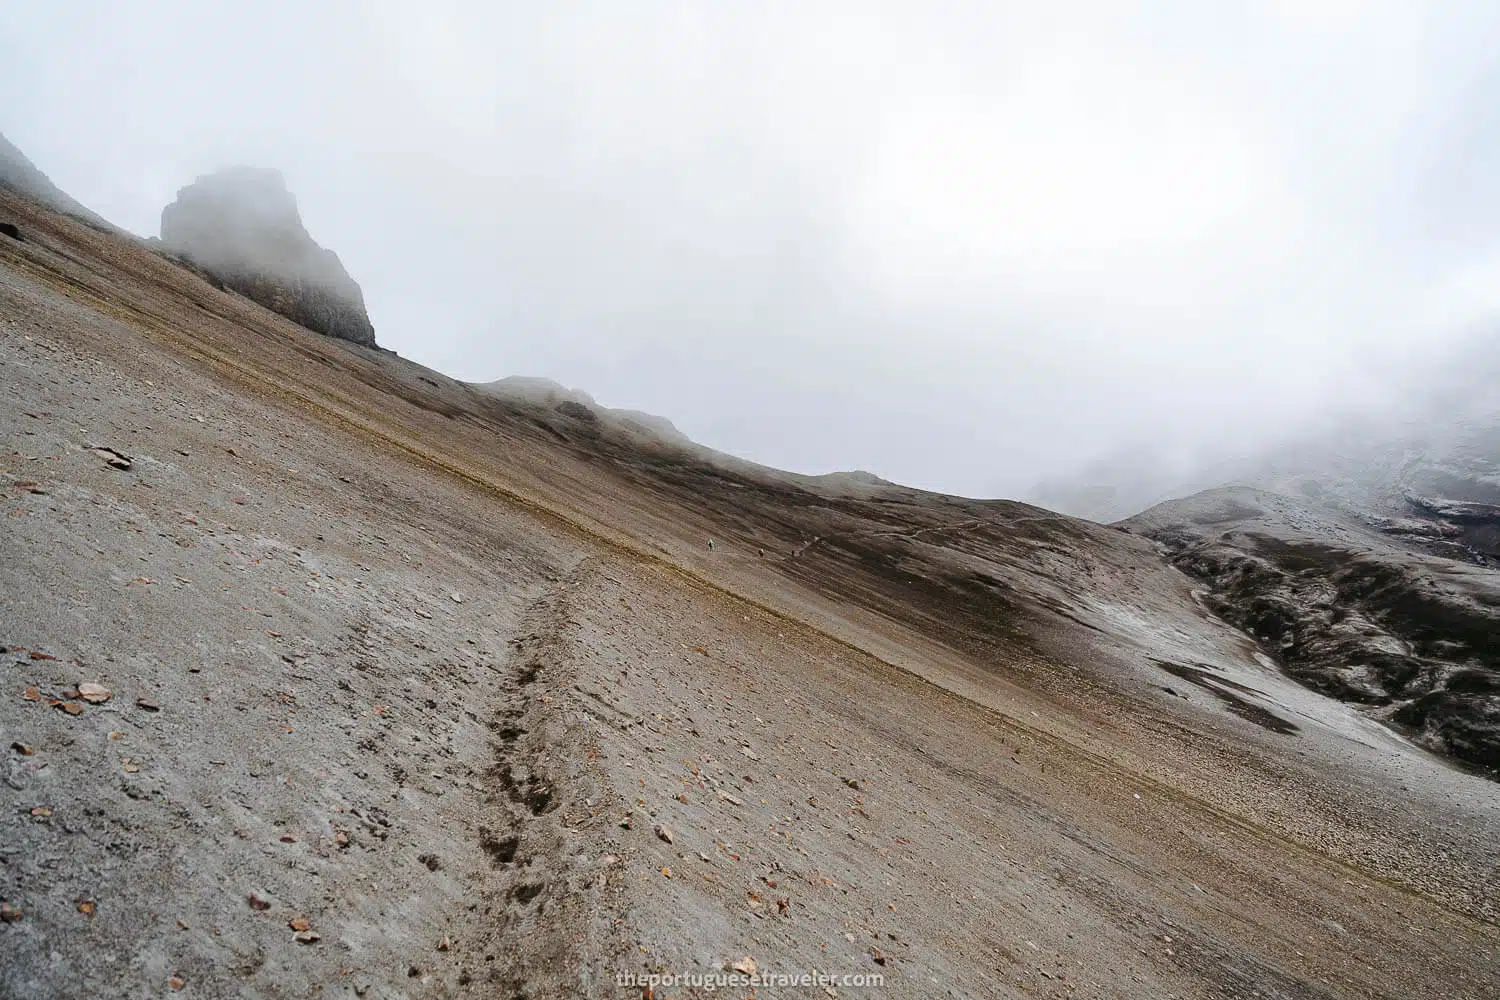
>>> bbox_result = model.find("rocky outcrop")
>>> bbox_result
[475,377,690,444]
[1126,488,1500,772]
[160,167,375,346]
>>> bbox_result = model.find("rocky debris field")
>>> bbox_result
[2,192,1499,998]
[1128,488,1500,772]
[0,306,622,995]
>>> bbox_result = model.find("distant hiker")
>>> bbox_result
[708,538,715,551]
[758,547,765,558]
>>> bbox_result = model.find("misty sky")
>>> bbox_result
[6,2,1500,501]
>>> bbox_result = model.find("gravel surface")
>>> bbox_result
[2,193,1498,998]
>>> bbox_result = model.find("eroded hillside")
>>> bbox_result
[3,189,1499,998]
[1127,488,1500,772]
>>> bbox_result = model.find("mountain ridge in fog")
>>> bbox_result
[1030,339,1500,524]
[158,166,378,347]
[0,131,109,227]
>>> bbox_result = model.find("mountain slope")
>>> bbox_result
[1125,433,1500,772]
[2,183,1498,998]
[0,132,109,228]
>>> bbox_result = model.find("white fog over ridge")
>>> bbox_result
[5,1,1500,505]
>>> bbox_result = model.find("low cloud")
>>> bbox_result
[5,1,1500,503]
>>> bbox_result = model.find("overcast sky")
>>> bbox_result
[6,2,1500,501]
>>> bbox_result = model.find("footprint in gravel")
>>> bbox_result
[525,783,555,815]
[508,882,545,905]
[480,830,519,865]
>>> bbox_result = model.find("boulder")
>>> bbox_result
[160,167,376,346]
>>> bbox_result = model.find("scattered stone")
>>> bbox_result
[11,742,33,756]
[247,892,271,911]
[437,935,451,952]
[731,956,758,975]
[78,682,111,704]
[288,917,311,932]
[135,697,160,712]
[295,931,321,944]
[655,824,675,845]
[87,446,132,470]
[77,900,96,917]
[0,904,21,922]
